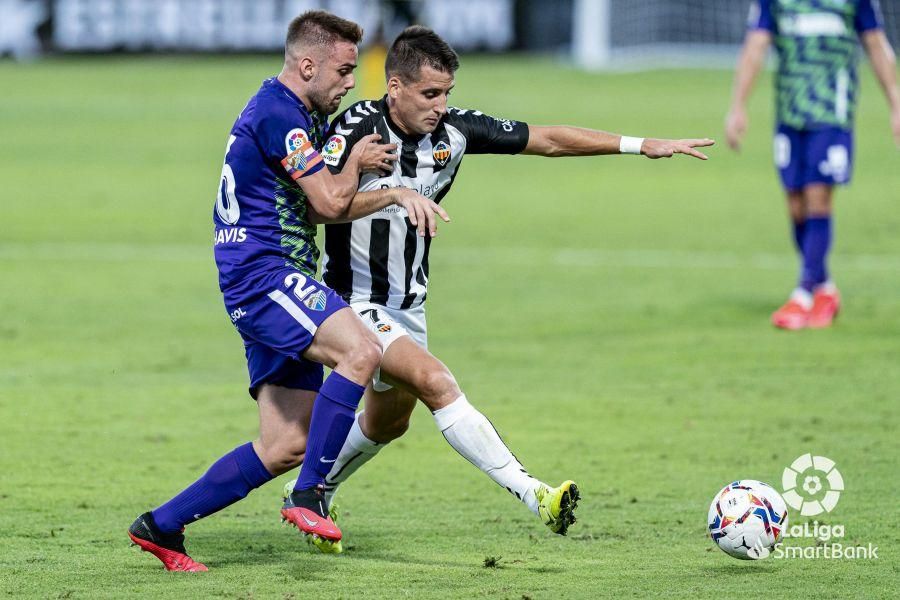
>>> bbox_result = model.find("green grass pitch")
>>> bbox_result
[1,55,898,598]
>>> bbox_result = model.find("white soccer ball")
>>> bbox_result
[708,480,788,560]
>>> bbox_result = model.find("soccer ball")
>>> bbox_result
[708,480,788,560]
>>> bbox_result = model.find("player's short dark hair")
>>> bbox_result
[385,26,459,83]
[285,10,363,53]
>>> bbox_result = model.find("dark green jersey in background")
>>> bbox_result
[750,0,884,130]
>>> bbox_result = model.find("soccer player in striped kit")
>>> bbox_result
[283,26,714,551]
[726,0,900,329]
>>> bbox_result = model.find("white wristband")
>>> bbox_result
[619,136,644,155]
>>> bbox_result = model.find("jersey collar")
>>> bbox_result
[380,95,432,144]
[270,76,310,113]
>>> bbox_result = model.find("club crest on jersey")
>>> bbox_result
[302,290,328,311]
[432,141,451,166]
[360,308,392,333]
[322,134,346,166]
[285,150,308,171]
[281,128,322,178]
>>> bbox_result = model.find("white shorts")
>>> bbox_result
[351,301,427,392]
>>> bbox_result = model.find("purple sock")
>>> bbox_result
[152,442,273,533]
[792,220,806,254]
[799,216,832,292]
[294,372,365,491]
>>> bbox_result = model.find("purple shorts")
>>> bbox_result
[226,269,347,398]
[774,124,854,191]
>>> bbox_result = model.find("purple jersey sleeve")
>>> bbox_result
[748,0,775,33]
[257,111,324,181]
[855,0,884,34]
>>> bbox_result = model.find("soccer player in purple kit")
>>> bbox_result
[726,0,900,329]
[127,11,446,571]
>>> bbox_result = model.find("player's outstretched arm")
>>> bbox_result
[861,29,900,147]
[523,125,714,160]
[725,29,772,151]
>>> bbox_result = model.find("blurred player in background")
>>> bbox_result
[127,11,443,571]
[360,2,422,98]
[726,0,900,330]
[283,25,714,552]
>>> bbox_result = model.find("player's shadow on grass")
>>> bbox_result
[348,550,474,570]
[191,529,559,572]
[190,529,324,567]
[190,530,477,570]
[689,293,777,322]
[350,549,565,573]
[698,562,779,575]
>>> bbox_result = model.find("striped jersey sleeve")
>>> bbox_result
[323,100,384,173]
[443,108,529,154]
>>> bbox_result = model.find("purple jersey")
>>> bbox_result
[213,77,327,308]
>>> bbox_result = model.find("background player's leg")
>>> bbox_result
[799,183,834,293]
[771,127,815,328]
[291,307,382,492]
[802,183,841,327]
[771,184,817,329]
[786,190,805,254]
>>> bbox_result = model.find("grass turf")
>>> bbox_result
[0,55,898,598]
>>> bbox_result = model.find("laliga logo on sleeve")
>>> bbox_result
[782,453,843,516]
[283,129,313,172]
[322,134,346,166]
[286,129,310,153]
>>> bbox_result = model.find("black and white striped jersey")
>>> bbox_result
[322,96,529,309]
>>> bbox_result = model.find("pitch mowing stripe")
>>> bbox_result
[0,242,210,262]
[450,247,900,273]
[1,242,899,272]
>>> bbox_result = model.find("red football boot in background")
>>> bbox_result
[771,290,812,330]
[808,283,841,328]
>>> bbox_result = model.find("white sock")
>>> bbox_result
[790,287,813,309]
[323,411,384,507]
[432,395,543,514]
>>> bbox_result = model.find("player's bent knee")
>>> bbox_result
[259,442,306,476]
[353,334,383,372]
[377,415,411,442]
[335,334,382,385]
[415,367,460,409]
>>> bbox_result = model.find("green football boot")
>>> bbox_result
[535,480,580,535]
